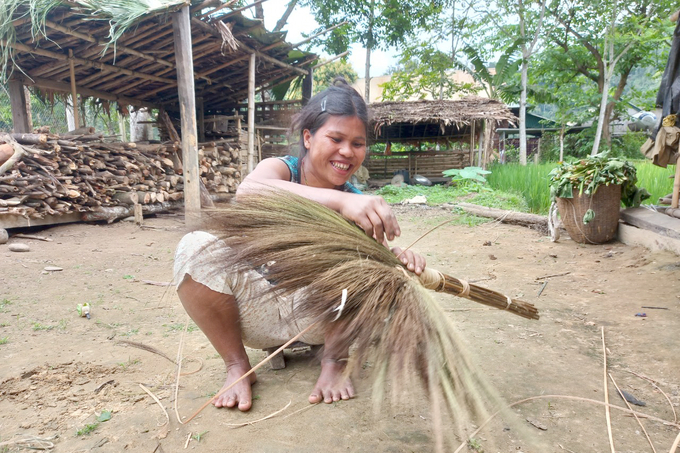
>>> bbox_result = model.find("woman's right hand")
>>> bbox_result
[338,193,401,244]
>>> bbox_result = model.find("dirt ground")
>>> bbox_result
[1,203,679,453]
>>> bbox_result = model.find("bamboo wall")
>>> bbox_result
[365,150,471,180]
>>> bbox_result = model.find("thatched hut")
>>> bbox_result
[366,97,516,181]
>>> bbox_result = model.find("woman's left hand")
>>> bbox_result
[391,247,427,275]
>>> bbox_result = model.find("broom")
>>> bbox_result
[205,188,533,448]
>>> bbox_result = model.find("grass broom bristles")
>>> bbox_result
[206,188,521,449]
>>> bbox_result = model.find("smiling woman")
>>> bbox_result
[174,76,428,414]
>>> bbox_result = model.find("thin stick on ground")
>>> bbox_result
[608,373,657,453]
[627,370,678,424]
[174,317,190,424]
[282,402,320,419]
[670,431,680,453]
[224,400,292,428]
[140,383,170,427]
[181,323,317,424]
[453,394,680,453]
[602,326,616,453]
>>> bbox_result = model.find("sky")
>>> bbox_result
[257,0,399,78]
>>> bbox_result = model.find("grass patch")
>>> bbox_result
[117,358,140,370]
[376,184,482,205]
[486,163,556,214]
[0,299,12,312]
[633,160,675,204]
[75,423,99,436]
[0,337,8,345]
[32,319,67,331]
[164,322,198,333]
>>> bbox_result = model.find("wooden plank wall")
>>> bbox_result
[365,150,470,179]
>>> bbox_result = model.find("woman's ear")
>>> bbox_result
[302,129,312,150]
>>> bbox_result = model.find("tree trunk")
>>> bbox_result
[519,57,529,165]
[274,0,298,32]
[591,72,611,156]
[364,0,374,101]
[559,126,565,162]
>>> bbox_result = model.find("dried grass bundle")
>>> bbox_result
[206,188,526,448]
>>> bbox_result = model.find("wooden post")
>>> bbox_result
[302,68,313,105]
[197,97,205,143]
[68,49,79,129]
[118,110,127,142]
[8,79,30,133]
[477,122,484,167]
[248,52,256,174]
[469,121,475,167]
[172,6,201,227]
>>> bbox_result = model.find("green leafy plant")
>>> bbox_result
[0,337,8,345]
[442,166,491,183]
[549,152,650,212]
[76,422,99,436]
[192,431,208,442]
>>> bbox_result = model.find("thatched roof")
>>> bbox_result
[369,97,517,142]
[1,0,316,115]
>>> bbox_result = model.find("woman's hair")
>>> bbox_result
[290,76,369,167]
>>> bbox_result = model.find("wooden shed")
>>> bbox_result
[366,97,516,181]
[0,0,320,229]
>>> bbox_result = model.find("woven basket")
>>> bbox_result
[556,184,621,244]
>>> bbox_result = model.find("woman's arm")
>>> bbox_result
[238,158,400,243]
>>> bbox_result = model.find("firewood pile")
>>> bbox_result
[0,130,241,220]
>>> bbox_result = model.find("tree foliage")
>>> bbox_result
[313,59,358,94]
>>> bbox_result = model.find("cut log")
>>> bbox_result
[112,191,139,205]
[9,133,47,145]
[67,126,96,135]
[455,203,550,234]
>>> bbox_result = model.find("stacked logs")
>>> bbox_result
[0,132,241,219]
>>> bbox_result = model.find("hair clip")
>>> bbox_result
[320,96,327,112]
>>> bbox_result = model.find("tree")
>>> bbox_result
[379,0,483,101]
[545,0,674,154]
[301,0,442,100]
[381,45,479,101]
[457,41,522,103]
[313,59,358,94]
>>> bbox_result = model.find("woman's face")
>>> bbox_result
[302,115,367,189]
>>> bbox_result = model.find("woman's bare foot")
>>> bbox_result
[309,358,355,404]
[213,362,257,411]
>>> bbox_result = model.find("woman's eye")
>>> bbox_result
[330,137,341,143]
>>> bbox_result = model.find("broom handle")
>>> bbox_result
[417,267,539,320]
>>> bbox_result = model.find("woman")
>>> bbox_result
[175,78,426,412]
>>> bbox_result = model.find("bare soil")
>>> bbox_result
[1,204,679,452]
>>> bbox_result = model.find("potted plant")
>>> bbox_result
[549,152,649,244]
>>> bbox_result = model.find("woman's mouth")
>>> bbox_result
[331,161,350,171]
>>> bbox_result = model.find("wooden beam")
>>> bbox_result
[1,39,176,85]
[302,68,312,105]
[248,53,256,174]
[220,0,270,20]
[190,18,309,76]
[68,49,80,129]
[44,20,176,69]
[292,22,349,48]
[7,79,31,133]
[18,75,154,109]
[173,6,201,226]
[313,51,349,69]
[197,0,238,18]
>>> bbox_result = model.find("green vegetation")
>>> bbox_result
[375,157,670,216]
[75,422,99,436]
[117,358,140,370]
[192,431,209,442]
[164,322,199,333]
[0,298,12,312]
[0,337,8,345]
[75,410,111,437]
[32,319,67,331]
